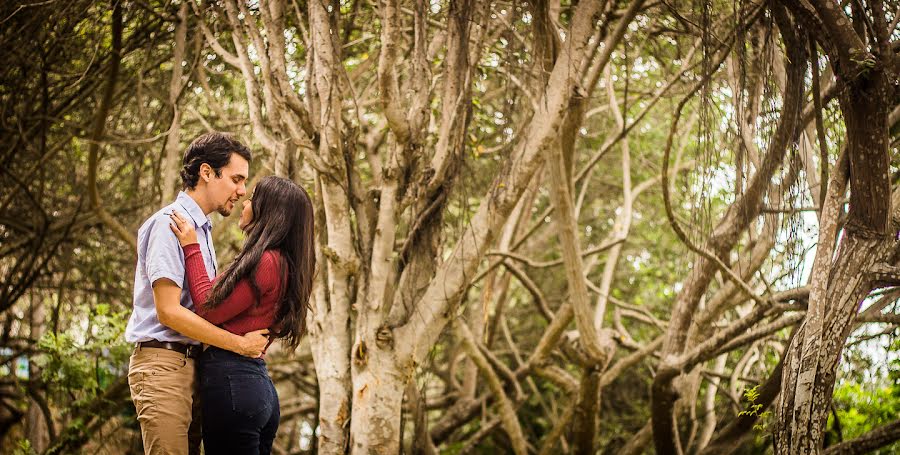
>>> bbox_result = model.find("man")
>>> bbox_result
[125,132,268,455]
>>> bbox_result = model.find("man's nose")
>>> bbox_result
[237,183,247,196]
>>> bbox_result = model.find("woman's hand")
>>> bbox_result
[168,211,199,246]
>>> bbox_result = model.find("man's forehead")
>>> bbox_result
[224,153,250,176]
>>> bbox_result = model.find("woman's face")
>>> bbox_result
[238,195,254,231]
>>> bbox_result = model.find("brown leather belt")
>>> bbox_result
[136,340,201,359]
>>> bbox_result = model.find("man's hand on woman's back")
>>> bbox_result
[237,329,270,358]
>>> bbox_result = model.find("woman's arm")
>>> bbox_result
[183,245,283,323]
[170,211,282,325]
[182,244,256,323]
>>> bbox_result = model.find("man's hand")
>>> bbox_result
[236,329,270,357]
[154,280,271,357]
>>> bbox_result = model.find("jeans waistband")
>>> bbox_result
[201,346,267,367]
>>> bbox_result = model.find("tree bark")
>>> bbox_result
[306,2,357,452]
[775,2,896,449]
[569,368,601,455]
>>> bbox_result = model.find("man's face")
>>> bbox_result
[204,153,249,217]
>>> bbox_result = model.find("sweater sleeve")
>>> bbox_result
[182,244,283,325]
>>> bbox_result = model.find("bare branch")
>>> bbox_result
[86,0,136,250]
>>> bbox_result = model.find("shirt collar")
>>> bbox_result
[174,191,213,229]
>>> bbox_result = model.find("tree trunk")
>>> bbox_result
[309,310,352,454]
[775,236,888,454]
[349,345,408,454]
[775,59,894,455]
[569,368,601,455]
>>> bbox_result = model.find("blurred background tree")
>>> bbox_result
[1,0,898,454]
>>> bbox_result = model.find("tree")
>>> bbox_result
[772,1,900,453]
[3,0,900,453]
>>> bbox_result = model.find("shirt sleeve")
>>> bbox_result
[182,246,283,325]
[145,216,185,288]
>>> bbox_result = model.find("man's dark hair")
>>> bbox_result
[180,132,252,190]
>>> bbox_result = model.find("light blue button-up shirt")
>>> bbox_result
[124,192,218,344]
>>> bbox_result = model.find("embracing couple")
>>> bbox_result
[124,132,315,454]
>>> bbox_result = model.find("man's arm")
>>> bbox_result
[153,278,267,357]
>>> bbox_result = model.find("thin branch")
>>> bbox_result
[86,0,136,250]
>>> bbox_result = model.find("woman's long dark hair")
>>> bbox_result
[205,176,315,349]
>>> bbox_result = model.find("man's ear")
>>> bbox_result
[199,163,213,183]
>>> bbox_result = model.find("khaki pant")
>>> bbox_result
[128,347,201,455]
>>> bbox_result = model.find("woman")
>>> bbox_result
[168,175,315,454]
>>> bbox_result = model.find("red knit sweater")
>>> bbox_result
[182,243,283,336]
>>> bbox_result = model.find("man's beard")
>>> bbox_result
[216,205,232,217]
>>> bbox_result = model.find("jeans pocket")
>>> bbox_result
[228,374,272,419]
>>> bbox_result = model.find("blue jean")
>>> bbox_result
[199,346,280,454]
